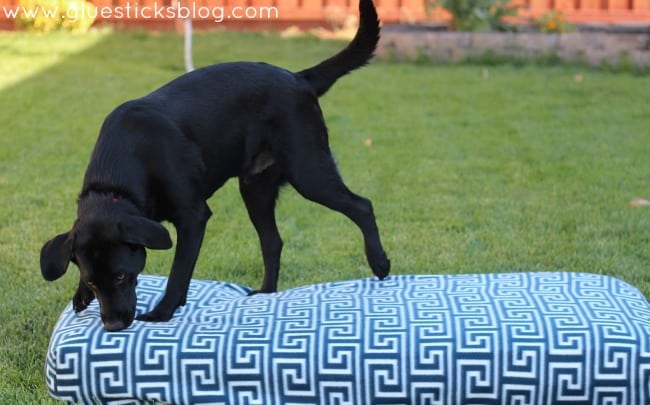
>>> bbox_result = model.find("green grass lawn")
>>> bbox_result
[1,29,649,402]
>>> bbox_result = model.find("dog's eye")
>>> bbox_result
[86,280,95,288]
[115,274,125,282]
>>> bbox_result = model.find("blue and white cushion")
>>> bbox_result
[46,272,650,404]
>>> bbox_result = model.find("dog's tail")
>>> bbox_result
[297,0,380,97]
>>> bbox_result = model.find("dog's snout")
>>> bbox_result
[101,310,135,332]
[103,319,127,332]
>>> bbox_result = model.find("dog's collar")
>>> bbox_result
[103,192,120,203]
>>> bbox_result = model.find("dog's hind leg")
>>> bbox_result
[239,171,284,293]
[286,142,390,280]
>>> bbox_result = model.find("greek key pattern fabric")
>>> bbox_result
[46,272,650,404]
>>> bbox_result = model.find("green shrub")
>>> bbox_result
[534,10,575,33]
[481,0,519,32]
[17,0,96,32]
[427,0,519,31]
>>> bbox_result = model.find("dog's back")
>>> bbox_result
[148,0,379,104]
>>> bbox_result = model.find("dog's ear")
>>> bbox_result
[40,231,74,281]
[119,215,172,250]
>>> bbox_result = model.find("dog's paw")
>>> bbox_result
[370,254,391,281]
[72,290,94,313]
[247,288,275,296]
[136,305,176,323]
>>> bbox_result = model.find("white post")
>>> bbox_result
[176,0,194,72]
[184,17,194,72]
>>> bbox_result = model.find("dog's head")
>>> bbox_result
[40,196,172,331]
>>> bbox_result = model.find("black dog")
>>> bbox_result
[40,0,390,332]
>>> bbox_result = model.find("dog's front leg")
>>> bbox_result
[73,277,95,313]
[136,207,211,323]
